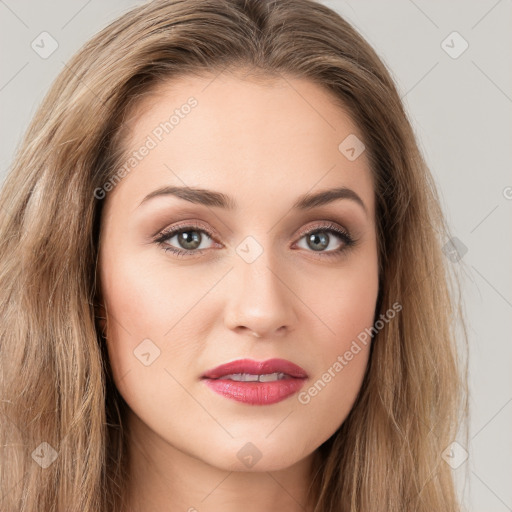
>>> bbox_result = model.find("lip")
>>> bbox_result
[201,358,308,406]
[201,358,308,380]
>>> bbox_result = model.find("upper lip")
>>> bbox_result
[201,358,308,379]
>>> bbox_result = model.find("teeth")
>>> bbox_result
[258,372,287,382]
[221,372,288,382]
[225,373,260,382]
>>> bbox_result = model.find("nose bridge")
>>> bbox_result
[224,233,297,336]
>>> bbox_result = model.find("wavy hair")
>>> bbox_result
[0,0,468,510]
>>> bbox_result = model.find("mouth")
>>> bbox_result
[209,372,291,382]
[201,358,308,405]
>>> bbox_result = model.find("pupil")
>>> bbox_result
[176,230,331,252]
[308,232,328,251]
[178,231,201,250]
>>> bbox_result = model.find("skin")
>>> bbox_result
[97,69,379,512]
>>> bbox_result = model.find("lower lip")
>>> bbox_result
[203,377,306,405]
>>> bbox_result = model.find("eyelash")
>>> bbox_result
[153,221,356,259]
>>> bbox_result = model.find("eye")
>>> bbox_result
[294,222,355,258]
[154,221,356,259]
[154,222,218,258]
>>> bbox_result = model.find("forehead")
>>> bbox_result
[106,70,374,217]
[127,70,364,146]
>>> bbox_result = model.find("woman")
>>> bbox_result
[0,0,468,510]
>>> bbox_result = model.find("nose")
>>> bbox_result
[223,246,298,339]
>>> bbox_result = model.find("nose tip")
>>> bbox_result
[224,254,298,340]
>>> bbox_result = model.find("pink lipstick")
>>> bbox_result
[201,358,308,405]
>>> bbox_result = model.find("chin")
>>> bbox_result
[209,440,309,473]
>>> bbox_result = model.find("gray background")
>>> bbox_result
[1,1,511,510]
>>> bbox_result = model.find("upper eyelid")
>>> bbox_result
[155,221,351,247]
[295,222,350,239]
[155,221,218,242]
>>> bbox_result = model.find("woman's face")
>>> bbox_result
[98,70,379,472]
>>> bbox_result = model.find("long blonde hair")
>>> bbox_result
[0,0,468,510]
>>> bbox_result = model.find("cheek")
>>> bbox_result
[295,291,374,437]
[99,244,217,392]
[100,256,195,423]
[294,257,378,418]
[299,251,379,347]
[101,244,210,337]
[330,270,378,340]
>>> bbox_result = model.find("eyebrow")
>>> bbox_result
[138,185,368,216]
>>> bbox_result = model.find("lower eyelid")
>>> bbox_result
[158,233,353,260]
[157,228,217,250]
